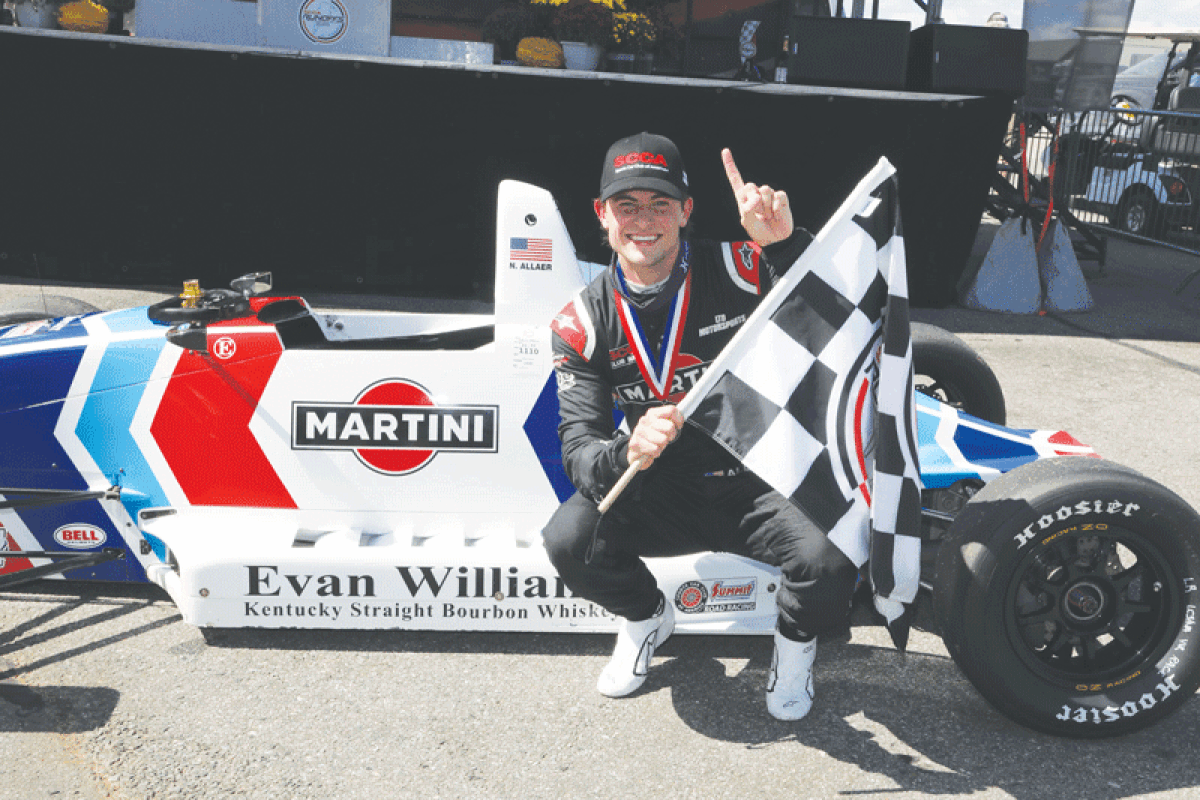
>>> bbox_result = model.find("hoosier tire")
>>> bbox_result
[933,457,1200,738]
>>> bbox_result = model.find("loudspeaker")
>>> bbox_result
[786,16,910,90]
[906,24,1028,97]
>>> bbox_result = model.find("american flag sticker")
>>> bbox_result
[510,237,553,263]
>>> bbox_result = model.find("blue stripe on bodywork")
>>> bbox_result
[101,307,160,335]
[914,392,1040,489]
[75,332,170,578]
[0,346,88,485]
[953,424,1038,474]
[915,402,965,489]
[524,374,575,503]
[0,344,132,580]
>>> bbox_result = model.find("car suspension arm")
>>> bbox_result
[0,486,120,511]
[0,548,126,590]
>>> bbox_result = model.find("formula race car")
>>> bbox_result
[2,182,1199,739]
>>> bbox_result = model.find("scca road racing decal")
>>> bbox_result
[292,379,498,475]
[674,577,758,614]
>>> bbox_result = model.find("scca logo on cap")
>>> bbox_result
[613,152,669,168]
[292,379,498,475]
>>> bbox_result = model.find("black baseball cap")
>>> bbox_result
[599,132,689,202]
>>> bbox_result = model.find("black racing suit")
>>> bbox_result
[542,233,858,639]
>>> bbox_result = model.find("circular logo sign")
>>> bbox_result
[213,336,237,360]
[298,0,348,45]
[353,379,436,476]
[53,524,108,550]
[675,581,708,614]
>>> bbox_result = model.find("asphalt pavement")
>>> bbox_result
[1,226,1200,799]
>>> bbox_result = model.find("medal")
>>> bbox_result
[613,244,692,402]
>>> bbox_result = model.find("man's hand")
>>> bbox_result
[627,404,684,470]
[722,148,794,247]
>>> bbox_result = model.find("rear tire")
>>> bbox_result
[934,457,1200,738]
[911,323,1006,424]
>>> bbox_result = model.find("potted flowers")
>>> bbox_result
[482,4,538,64]
[551,0,613,70]
[608,10,657,73]
[57,0,111,33]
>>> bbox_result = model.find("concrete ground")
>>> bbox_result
[1,225,1199,799]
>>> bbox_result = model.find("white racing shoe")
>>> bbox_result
[766,632,817,721]
[597,594,675,698]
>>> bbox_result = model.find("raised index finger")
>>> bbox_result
[721,148,744,194]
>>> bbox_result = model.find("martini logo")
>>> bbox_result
[292,379,498,475]
[615,353,708,405]
[54,524,107,549]
[299,0,348,44]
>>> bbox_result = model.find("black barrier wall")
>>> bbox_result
[0,29,1012,307]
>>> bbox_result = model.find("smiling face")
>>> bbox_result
[595,190,694,284]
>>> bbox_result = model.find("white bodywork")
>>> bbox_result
[140,181,786,634]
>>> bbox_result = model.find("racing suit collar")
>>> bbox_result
[611,242,690,313]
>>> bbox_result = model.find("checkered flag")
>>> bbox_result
[680,158,922,649]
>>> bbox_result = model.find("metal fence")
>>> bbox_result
[997,106,1200,254]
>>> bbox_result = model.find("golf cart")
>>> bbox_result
[1061,32,1200,238]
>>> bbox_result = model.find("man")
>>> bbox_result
[543,132,858,720]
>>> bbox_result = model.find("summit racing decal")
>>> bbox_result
[292,379,497,475]
[674,578,757,614]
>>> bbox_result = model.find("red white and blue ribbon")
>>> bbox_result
[613,245,692,402]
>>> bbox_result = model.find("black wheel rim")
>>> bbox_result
[916,376,965,411]
[1005,525,1179,686]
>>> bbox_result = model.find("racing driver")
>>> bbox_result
[543,132,858,721]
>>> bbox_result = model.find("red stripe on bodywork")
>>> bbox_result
[151,326,296,508]
[0,528,34,577]
[1048,429,1100,458]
